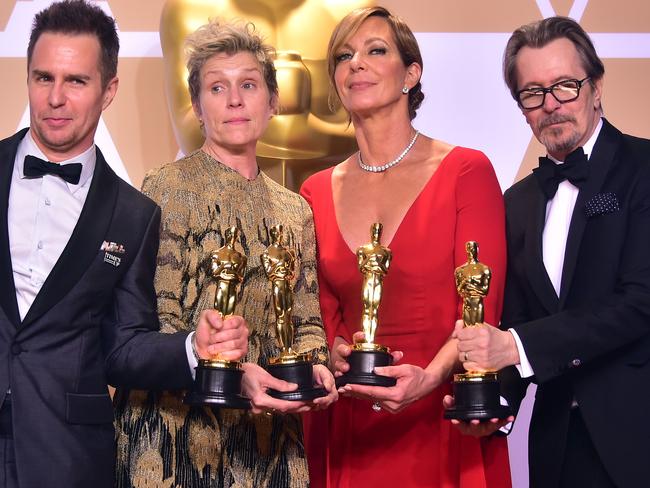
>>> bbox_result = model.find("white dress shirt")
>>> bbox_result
[511,118,603,378]
[7,130,199,379]
[8,131,96,321]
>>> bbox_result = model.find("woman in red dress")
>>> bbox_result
[300,6,512,488]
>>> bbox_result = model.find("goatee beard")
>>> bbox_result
[537,115,580,157]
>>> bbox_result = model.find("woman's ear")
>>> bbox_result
[404,62,422,91]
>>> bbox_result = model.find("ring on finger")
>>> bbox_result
[372,402,381,412]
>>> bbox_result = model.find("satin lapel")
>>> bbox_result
[559,119,620,307]
[523,180,560,314]
[0,129,29,327]
[21,147,118,327]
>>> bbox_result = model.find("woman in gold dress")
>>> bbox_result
[114,20,336,488]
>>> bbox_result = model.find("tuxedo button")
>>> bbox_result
[570,359,581,367]
[10,343,23,355]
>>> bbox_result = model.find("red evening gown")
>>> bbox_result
[300,147,512,488]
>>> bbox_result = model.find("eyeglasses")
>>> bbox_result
[516,77,591,109]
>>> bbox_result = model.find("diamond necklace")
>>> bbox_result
[357,130,420,173]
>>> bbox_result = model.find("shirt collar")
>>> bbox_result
[548,117,603,164]
[16,130,97,194]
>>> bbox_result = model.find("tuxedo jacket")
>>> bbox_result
[501,119,650,488]
[0,129,193,488]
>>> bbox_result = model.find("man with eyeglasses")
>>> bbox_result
[450,16,650,488]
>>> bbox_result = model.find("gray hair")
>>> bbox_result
[503,16,604,100]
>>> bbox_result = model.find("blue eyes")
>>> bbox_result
[336,53,352,63]
[335,47,387,64]
[210,83,256,93]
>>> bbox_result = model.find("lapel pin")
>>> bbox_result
[100,241,126,254]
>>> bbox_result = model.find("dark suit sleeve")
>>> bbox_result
[501,194,533,330]
[102,203,192,390]
[499,192,533,413]
[513,160,650,384]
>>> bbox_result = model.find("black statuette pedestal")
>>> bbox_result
[444,372,511,420]
[184,360,251,409]
[335,345,396,388]
[267,359,327,401]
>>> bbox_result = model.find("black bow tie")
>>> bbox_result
[23,155,82,185]
[533,147,589,199]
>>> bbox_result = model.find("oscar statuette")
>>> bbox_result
[261,224,326,401]
[444,241,511,420]
[335,222,397,388]
[184,226,251,409]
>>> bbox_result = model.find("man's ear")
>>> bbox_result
[592,76,604,111]
[101,76,119,111]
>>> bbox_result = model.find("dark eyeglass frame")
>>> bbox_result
[516,76,591,109]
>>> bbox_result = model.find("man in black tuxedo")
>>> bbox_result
[453,16,650,488]
[0,2,248,487]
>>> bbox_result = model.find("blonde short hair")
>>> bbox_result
[185,19,278,106]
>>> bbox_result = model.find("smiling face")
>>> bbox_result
[194,51,277,154]
[515,37,602,160]
[28,32,117,162]
[332,16,420,120]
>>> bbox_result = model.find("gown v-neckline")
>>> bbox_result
[330,146,457,255]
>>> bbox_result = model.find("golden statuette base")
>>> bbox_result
[453,371,499,383]
[268,352,310,365]
[200,358,242,370]
[352,342,390,353]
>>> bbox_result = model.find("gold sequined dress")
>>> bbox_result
[114,150,327,488]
